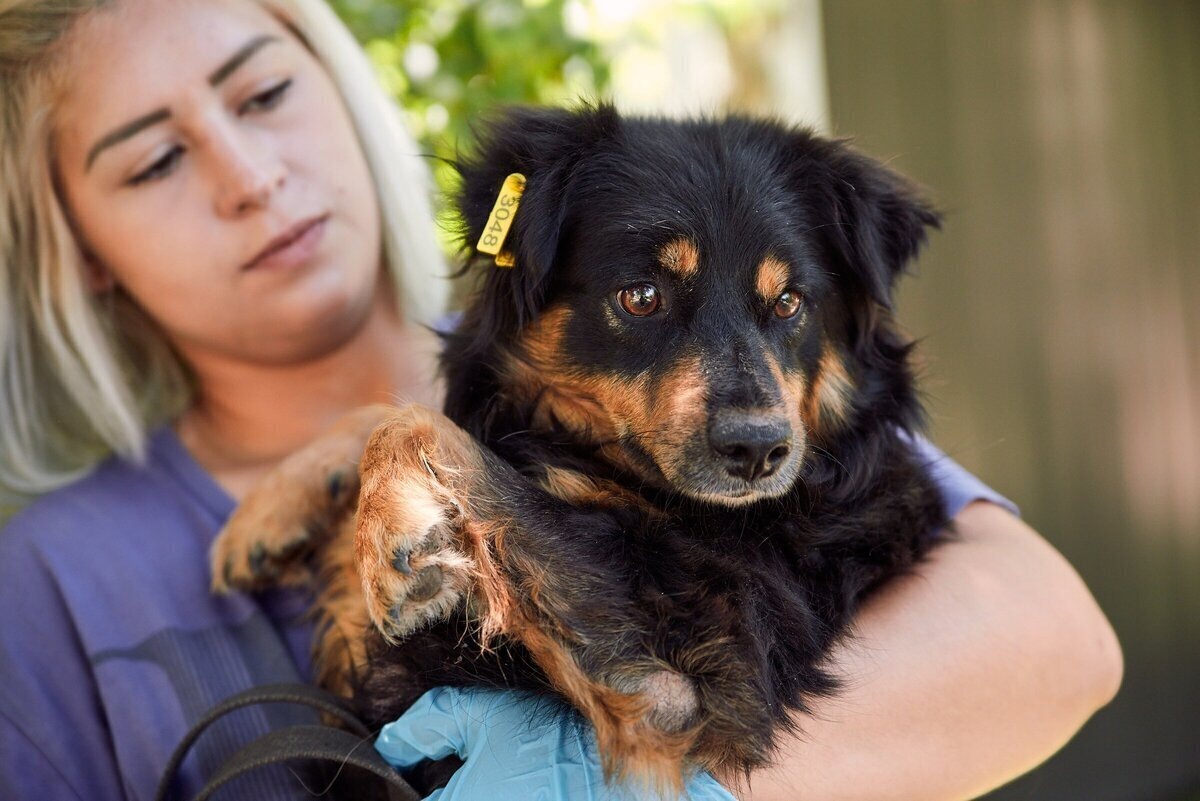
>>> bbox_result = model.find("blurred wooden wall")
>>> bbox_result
[815,2,1200,799]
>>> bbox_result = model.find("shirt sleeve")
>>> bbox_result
[906,434,1020,520]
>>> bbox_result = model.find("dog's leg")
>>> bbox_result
[306,514,374,697]
[211,405,392,591]
[355,405,700,790]
[210,406,393,696]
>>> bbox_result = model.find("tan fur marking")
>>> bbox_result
[506,306,621,442]
[539,466,601,504]
[659,238,700,279]
[310,516,372,696]
[515,305,571,379]
[505,304,654,449]
[755,256,790,303]
[763,351,808,459]
[640,354,708,485]
[539,466,661,515]
[804,346,855,435]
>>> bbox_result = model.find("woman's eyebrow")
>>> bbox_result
[207,34,280,87]
[84,34,281,173]
[85,108,170,172]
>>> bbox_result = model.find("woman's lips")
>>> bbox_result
[244,214,329,272]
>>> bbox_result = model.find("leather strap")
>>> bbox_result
[193,724,420,801]
[154,683,420,801]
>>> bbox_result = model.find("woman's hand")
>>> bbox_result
[376,686,736,801]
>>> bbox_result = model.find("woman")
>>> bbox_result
[0,0,1122,799]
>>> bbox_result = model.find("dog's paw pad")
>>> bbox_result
[366,533,476,642]
[406,564,444,602]
[356,452,476,632]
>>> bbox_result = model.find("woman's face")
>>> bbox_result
[54,0,384,366]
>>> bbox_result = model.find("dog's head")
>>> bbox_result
[448,105,939,506]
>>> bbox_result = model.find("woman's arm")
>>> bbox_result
[730,501,1123,800]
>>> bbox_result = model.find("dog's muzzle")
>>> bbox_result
[708,410,792,482]
[657,408,803,506]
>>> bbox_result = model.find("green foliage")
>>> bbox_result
[329,0,611,191]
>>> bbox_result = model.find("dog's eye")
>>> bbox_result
[617,283,661,317]
[774,290,803,319]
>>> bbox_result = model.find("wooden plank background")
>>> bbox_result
[818,2,1200,799]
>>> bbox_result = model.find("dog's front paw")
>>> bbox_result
[212,464,355,592]
[355,406,482,642]
[211,406,390,593]
[211,407,388,594]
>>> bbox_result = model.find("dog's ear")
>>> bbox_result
[455,104,621,338]
[819,144,941,312]
[442,105,619,429]
[793,137,941,435]
[795,139,940,357]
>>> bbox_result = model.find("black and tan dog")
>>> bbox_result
[212,105,947,791]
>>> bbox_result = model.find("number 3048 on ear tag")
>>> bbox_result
[477,173,526,268]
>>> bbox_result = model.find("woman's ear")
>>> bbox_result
[81,249,116,294]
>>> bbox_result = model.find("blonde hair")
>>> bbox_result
[0,0,448,518]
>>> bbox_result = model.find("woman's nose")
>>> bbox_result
[210,125,286,218]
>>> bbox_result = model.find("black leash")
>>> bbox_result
[155,682,421,801]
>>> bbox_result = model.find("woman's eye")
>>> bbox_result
[129,146,183,186]
[774,289,803,319]
[239,78,293,114]
[616,283,662,317]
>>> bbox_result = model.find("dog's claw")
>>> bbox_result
[327,470,347,503]
[241,538,310,583]
[280,528,312,558]
[392,548,413,576]
[248,543,267,576]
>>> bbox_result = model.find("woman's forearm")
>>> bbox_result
[728,501,1123,801]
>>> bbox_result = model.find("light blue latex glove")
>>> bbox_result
[375,686,736,801]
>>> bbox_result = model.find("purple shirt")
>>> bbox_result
[0,426,1013,800]
[0,429,316,801]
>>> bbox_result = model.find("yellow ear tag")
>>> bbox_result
[476,173,526,269]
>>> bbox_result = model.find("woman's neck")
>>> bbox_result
[175,295,444,501]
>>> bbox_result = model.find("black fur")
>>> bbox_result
[356,105,947,779]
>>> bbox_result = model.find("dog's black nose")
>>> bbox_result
[709,412,792,481]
